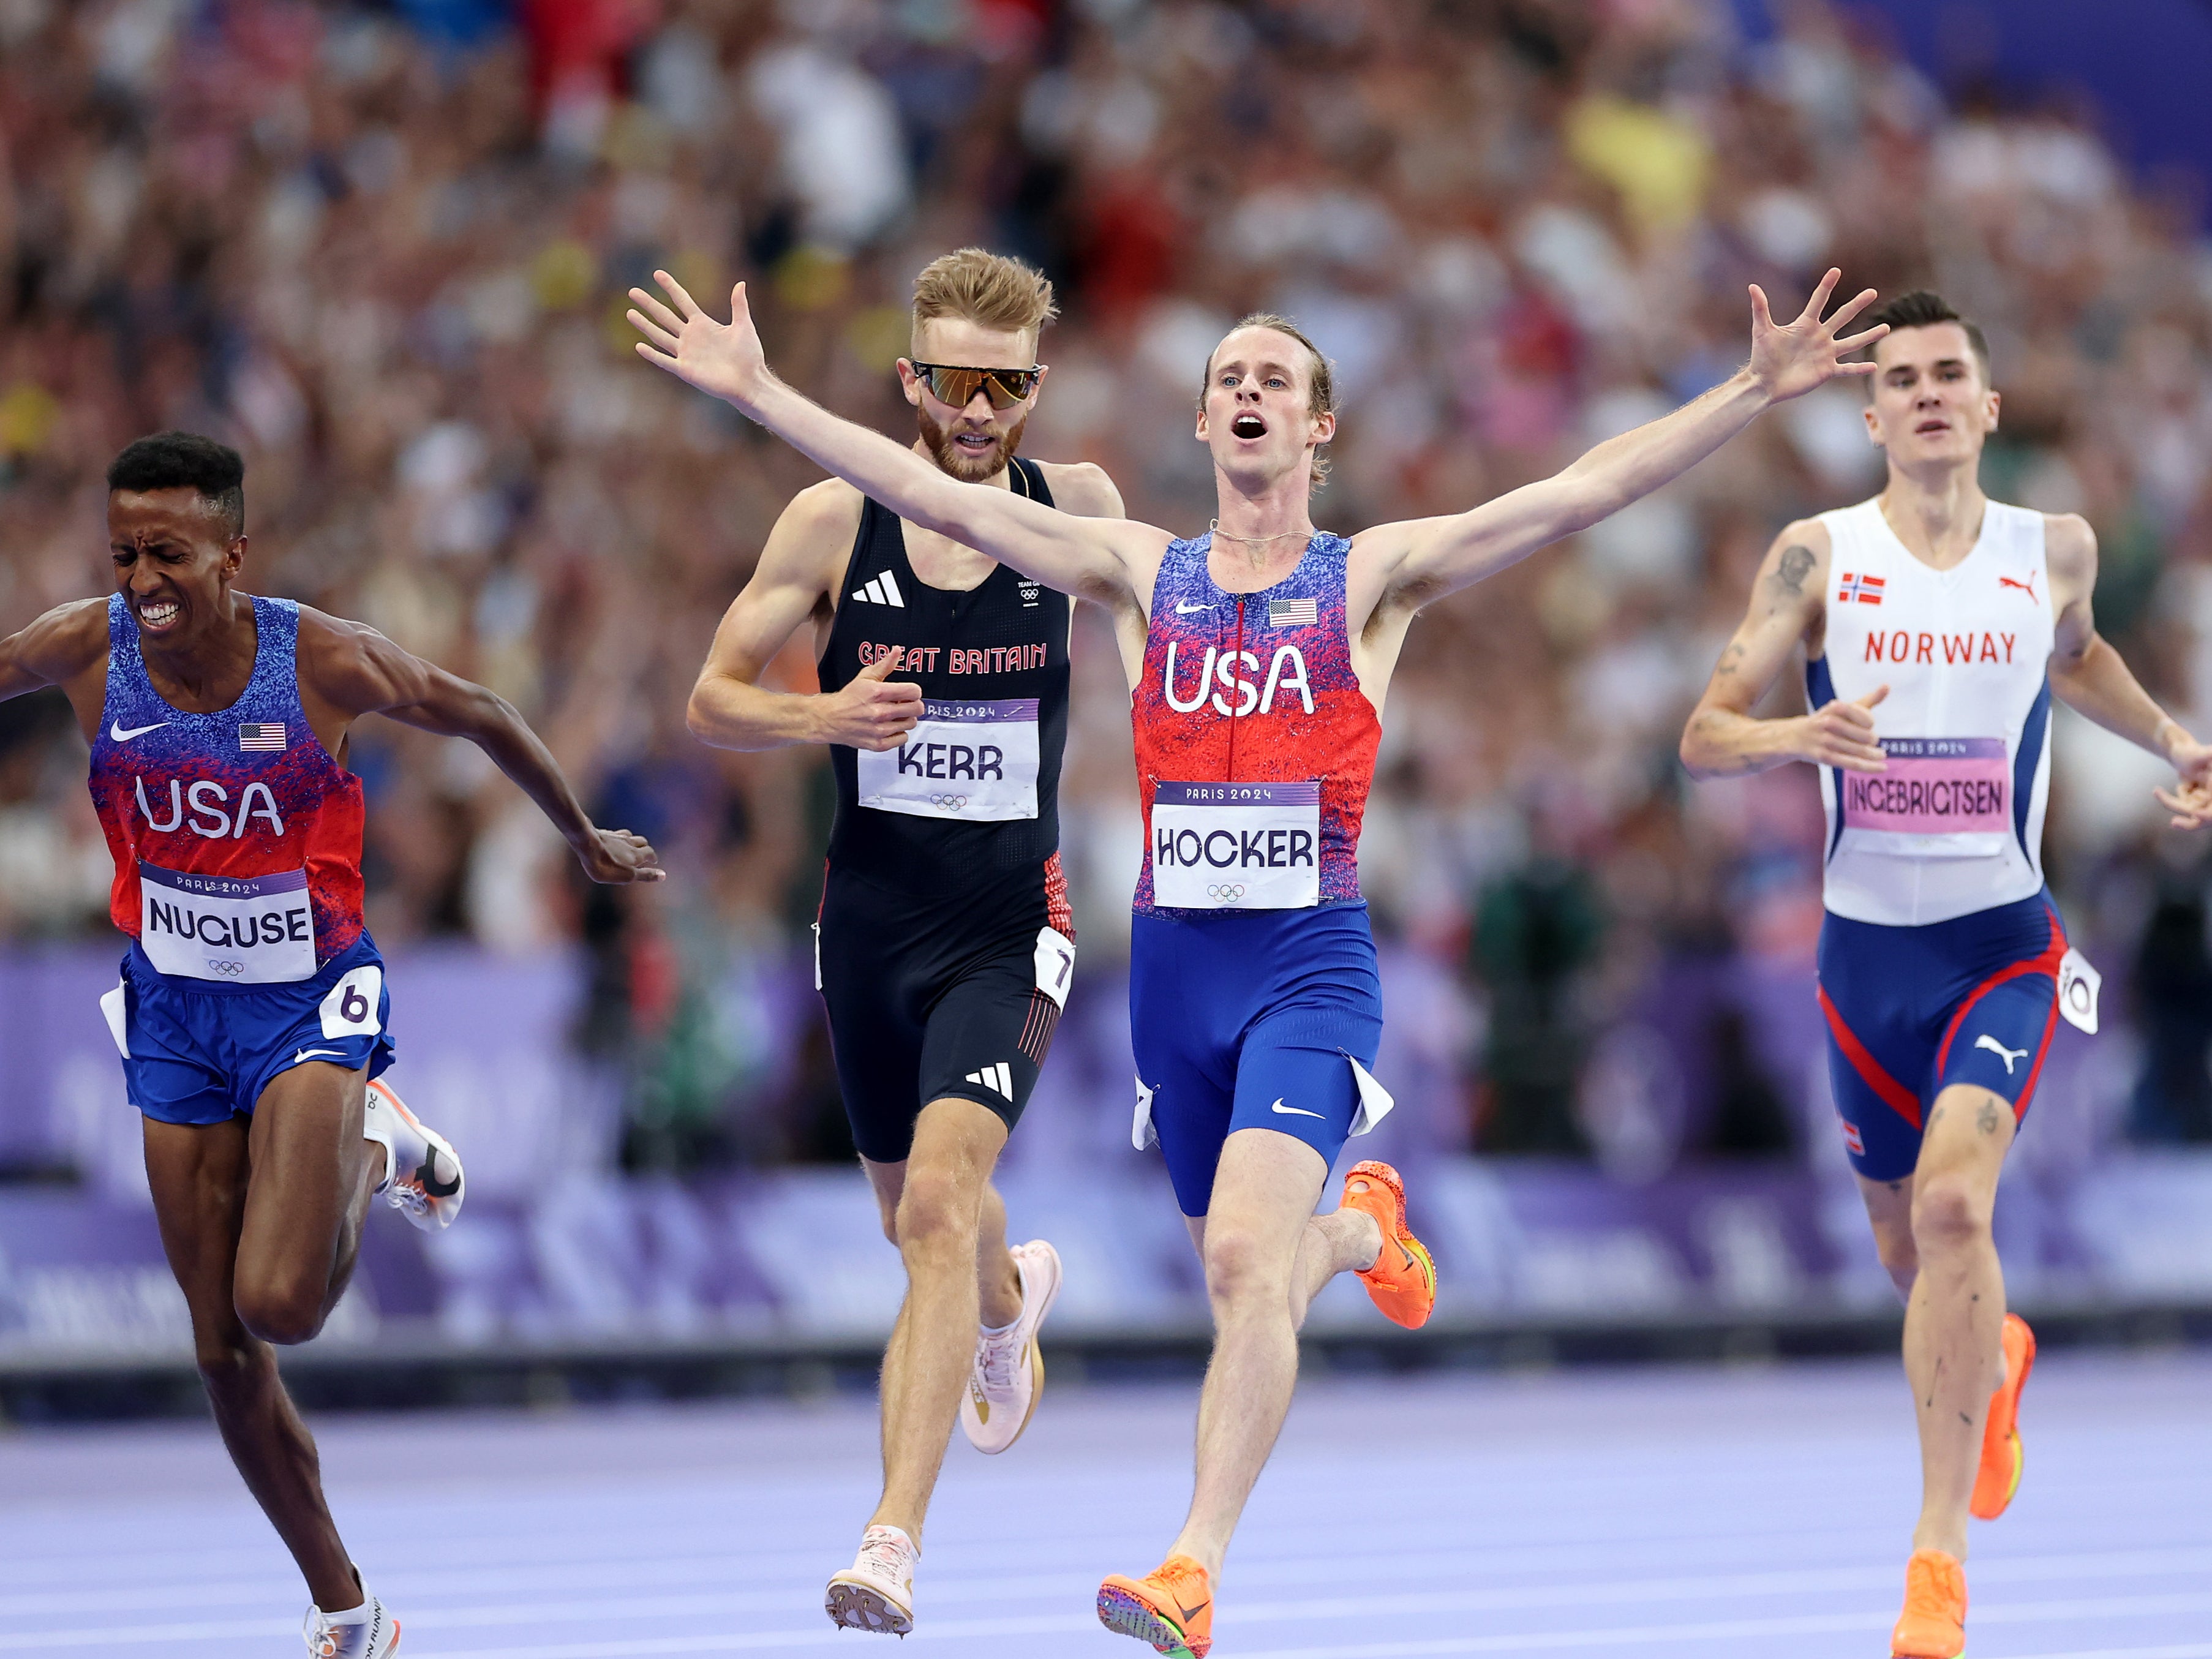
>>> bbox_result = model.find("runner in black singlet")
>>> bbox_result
[679,250,1129,1635]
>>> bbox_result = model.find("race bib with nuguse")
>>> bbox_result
[856,698,1040,821]
[1841,739,2009,840]
[1151,780,1320,909]
[138,861,317,983]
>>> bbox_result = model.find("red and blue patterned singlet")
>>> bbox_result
[1130,532,1381,916]
[89,594,367,983]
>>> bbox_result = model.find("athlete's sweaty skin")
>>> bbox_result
[0,484,661,1614]
[1678,315,2212,1566]
[681,310,1124,1556]
[633,266,1887,1589]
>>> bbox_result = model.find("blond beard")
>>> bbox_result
[918,404,1029,483]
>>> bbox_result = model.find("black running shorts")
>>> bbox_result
[815,867,1075,1164]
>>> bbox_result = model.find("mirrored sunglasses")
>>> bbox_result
[909,362,1040,410]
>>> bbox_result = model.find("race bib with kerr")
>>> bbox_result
[1151,780,1320,909]
[857,698,1040,821]
[1841,737,2009,845]
[138,860,317,983]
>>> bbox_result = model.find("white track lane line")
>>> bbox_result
[15,1584,2212,1653]
[15,1541,2212,1621]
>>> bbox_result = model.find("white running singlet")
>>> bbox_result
[1810,497,2055,927]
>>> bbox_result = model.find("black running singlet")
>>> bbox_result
[819,458,1071,898]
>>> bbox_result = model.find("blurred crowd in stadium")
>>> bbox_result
[4,0,2211,1167]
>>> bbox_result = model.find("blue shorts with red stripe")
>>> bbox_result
[1816,890,2066,1183]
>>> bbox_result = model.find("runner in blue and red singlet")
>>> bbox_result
[0,432,661,1659]
[633,263,1883,1652]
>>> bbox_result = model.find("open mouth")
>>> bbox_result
[1914,419,1951,435]
[1231,413,1267,440]
[136,598,181,630]
[953,431,996,456]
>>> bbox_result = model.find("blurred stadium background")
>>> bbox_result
[3,0,2212,1407]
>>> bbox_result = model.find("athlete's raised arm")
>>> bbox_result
[1355,273,1887,617]
[1679,521,1892,780]
[2042,513,2212,829]
[0,598,109,717]
[687,482,922,753]
[296,611,664,883]
[628,273,1170,611]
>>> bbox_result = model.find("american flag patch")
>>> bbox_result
[238,723,287,751]
[1838,572,1885,605]
[1267,597,1318,628]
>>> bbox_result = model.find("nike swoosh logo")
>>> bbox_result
[109,720,171,742]
[1271,1099,1325,1119]
[293,1048,348,1065]
[1175,601,1211,614]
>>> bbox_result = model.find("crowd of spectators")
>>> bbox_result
[4,0,2211,1165]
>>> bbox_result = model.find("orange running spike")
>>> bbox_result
[1971,1312,2035,1521]
[1097,1556,1213,1658]
[1339,1160,1436,1329]
[1891,1548,1967,1658]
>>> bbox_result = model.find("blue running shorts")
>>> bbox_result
[1816,890,2066,1183]
[1130,903,1384,1217]
[103,936,397,1126]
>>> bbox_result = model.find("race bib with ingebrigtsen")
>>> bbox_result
[856,698,1040,821]
[1151,780,1320,909]
[1840,738,2009,852]
[138,860,317,983]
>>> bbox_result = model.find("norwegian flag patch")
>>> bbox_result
[1838,572,1885,605]
[1268,597,1319,628]
[1841,1119,1865,1156]
[238,723,287,751]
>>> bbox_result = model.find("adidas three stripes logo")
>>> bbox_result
[851,571,905,607]
[965,1063,1014,1100]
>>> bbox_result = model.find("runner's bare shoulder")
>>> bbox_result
[1033,461,1126,520]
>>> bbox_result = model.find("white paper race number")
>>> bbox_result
[2057,947,2100,1034]
[1149,780,1320,909]
[137,860,316,983]
[856,698,1040,821]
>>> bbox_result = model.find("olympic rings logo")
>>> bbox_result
[930,794,970,810]
[205,958,246,977]
[1206,884,1247,901]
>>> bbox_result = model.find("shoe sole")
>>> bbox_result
[1097,1583,1201,1657]
[371,1082,466,1234]
[965,1243,1062,1455]
[826,1578,913,1635]
[1972,1315,2036,1521]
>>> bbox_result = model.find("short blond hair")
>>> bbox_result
[911,249,1058,355]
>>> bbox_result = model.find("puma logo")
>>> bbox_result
[1997,573,2038,600]
[1976,1033,2029,1074]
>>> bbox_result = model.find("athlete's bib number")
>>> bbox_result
[137,860,315,983]
[856,698,1040,821]
[1840,737,2009,852]
[1151,780,1319,909]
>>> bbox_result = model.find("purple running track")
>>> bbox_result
[1,1351,2207,1656]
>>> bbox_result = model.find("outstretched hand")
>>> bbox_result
[1747,269,1888,405]
[628,273,768,409]
[576,826,666,885]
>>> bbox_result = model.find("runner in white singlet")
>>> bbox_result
[1682,292,2212,1659]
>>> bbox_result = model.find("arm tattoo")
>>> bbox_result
[1772,544,1815,595]
[1715,641,1747,676]
[1977,1099,2001,1135]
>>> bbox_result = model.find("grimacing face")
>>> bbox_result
[107,487,244,649]
[898,315,1043,483]
[1197,326,1334,489]
[1863,321,1999,470]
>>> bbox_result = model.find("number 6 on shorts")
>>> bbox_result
[318,965,385,1039]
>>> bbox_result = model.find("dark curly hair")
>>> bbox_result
[107,432,246,540]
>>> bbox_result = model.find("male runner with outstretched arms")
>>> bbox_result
[680,250,1125,1635]
[633,266,1881,1656]
[0,433,662,1658]
[1680,292,2212,1659]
